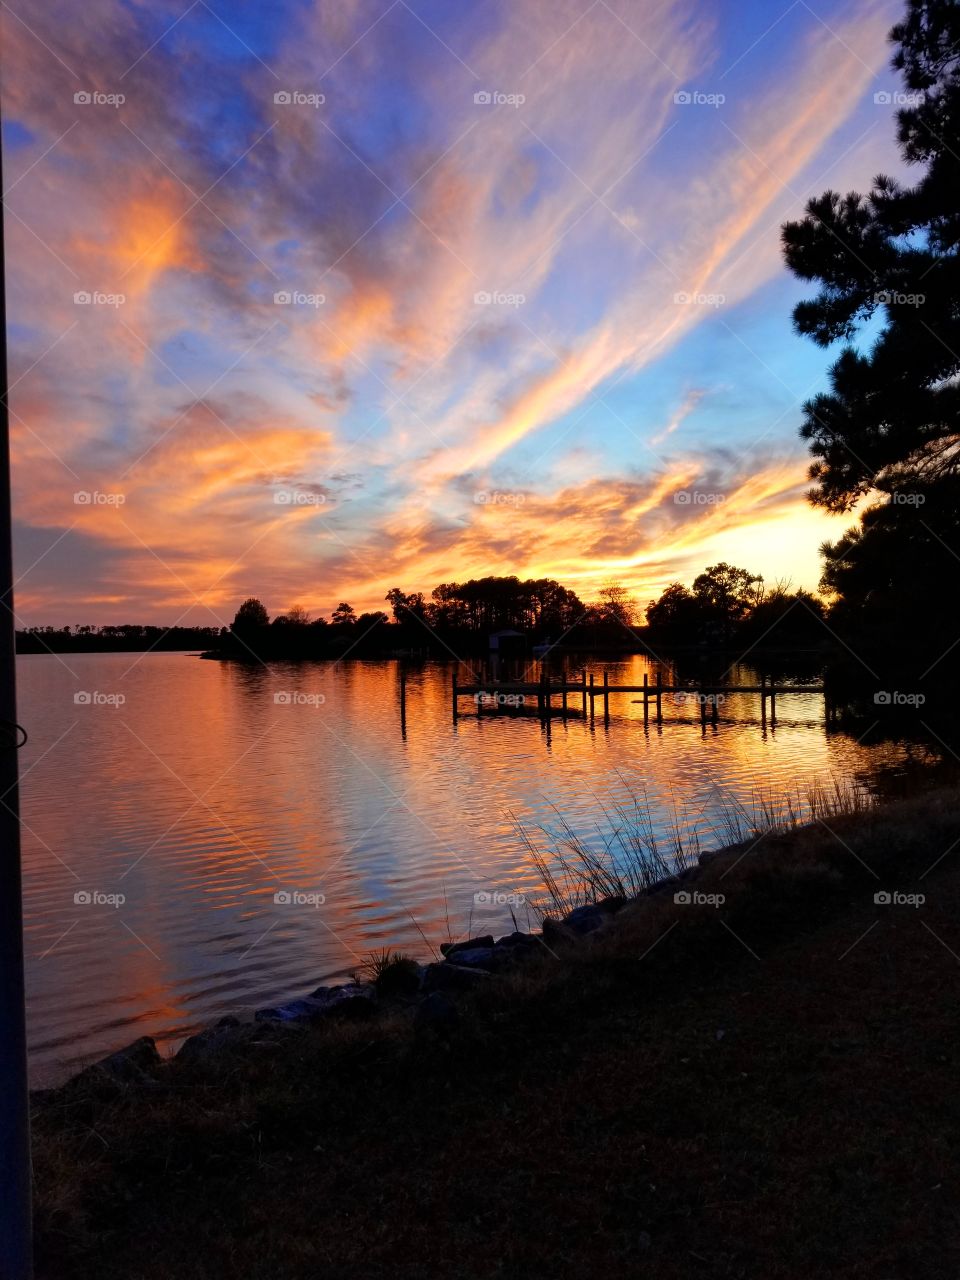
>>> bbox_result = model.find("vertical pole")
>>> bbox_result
[581,667,587,716]
[589,673,595,724]
[770,680,776,725]
[0,115,34,1280]
[761,674,767,730]
[643,672,649,727]
[700,690,707,729]
[452,669,458,722]
[602,667,609,722]
[656,670,662,724]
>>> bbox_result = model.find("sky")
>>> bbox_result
[2,0,910,626]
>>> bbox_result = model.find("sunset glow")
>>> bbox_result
[3,0,906,623]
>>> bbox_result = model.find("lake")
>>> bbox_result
[17,649,938,1084]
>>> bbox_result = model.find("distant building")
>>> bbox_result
[488,628,525,654]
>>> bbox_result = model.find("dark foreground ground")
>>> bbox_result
[33,786,960,1279]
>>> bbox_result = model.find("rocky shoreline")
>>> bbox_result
[46,856,719,1096]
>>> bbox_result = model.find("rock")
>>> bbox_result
[415,993,460,1034]
[317,982,377,1019]
[597,895,628,915]
[440,935,494,959]
[255,998,327,1024]
[563,904,608,935]
[73,1036,162,1092]
[255,982,376,1025]
[443,946,499,971]
[494,930,539,951]
[176,1017,249,1064]
[422,962,493,993]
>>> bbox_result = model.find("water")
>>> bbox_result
[17,650,936,1084]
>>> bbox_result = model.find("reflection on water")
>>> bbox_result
[17,650,942,1084]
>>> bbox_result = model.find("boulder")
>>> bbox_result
[440,935,495,959]
[563,904,608,935]
[443,946,499,971]
[73,1035,162,1092]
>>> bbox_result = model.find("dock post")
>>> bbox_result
[760,674,767,729]
[603,668,610,722]
[452,669,458,723]
[656,671,662,724]
[643,672,649,727]
[770,680,776,725]
[711,689,719,724]
[700,689,707,729]
[589,673,595,724]
[581,668,587,716]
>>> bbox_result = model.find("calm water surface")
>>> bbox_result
[18,650,936,1083]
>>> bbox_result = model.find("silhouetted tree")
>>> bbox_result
[232,598,269,633]
[331,602,356,627]
[782,0,960,512]
[596,583,637,628]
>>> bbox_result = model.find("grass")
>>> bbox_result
[517,772,869,916]
[31,778,960,1279]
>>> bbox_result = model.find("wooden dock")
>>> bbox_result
[447,668,826,728]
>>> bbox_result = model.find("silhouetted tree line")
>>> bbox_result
[781,0,960,656]
[221,577,645,660]
[15,624,225,654]
[645,564,826,649]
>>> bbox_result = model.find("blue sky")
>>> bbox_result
[2,0,909,623]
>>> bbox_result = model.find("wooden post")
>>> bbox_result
[760,674,767,729]
[603,667,610,722]
[452,669,458,722]
[700,688,707,728]
[643,672,649,726]
[589,673,595,723]
[770,679,776,725]
[581,668,587,716]
[656,670,662,724]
